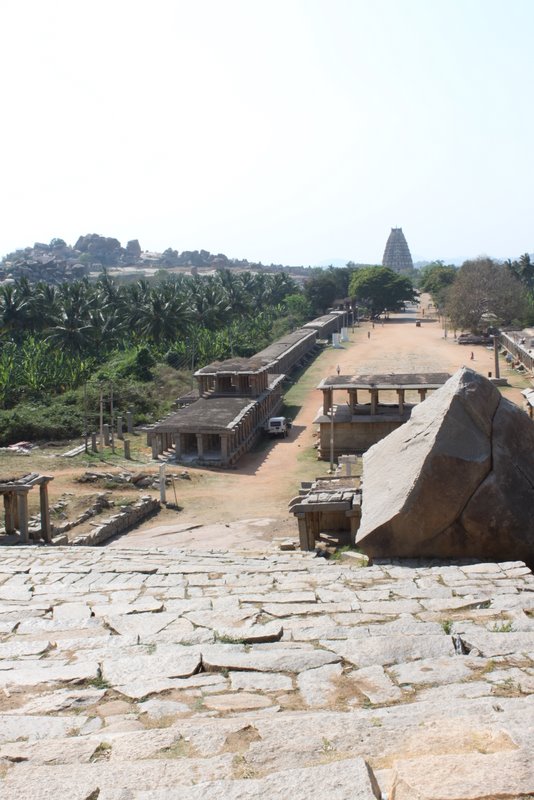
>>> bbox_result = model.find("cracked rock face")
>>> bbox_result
[357,367,534,562]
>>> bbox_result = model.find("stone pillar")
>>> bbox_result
[196,434,204,458]
[4,493,15,535]
[124,440,131,459]
[220,435,229,464]
[91,433,97,453]
[103,424,110,446]
[17,491,29,543]
[418,388,427,402]
[117,416,124,440]
[397,389,405,415]
[159,465,166,504]
[348,389,358,412]
[39,482,52,543]
[323,388,333,415]
[347,510,361,545]
[370,389,378,416]
[127,411,134,434]
[175,434,182,459]
[13,493,19,530]
[151,435,159,460]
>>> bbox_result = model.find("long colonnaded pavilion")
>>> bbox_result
[147,313,345,467]
[314,372,450,457]
[149,358,285,466]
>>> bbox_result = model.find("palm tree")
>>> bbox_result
[0,284,31,339]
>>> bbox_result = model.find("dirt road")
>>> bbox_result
[110,299,526,551]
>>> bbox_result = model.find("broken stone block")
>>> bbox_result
[357,368,534,561]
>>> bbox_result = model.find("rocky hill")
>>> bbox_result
[0,235,309,285]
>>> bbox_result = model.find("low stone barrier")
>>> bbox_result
[69,496,160,546]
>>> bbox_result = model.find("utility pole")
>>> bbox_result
[109,382,115,454]
[83,382,88,454]
[493,334,501,379]
[329,399,335,474]
[99,385,104,454]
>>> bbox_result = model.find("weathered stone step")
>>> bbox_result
[2,757,381,800]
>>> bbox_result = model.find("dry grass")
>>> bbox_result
[223,725,261,754]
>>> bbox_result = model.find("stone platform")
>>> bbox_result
[0,547,533,799]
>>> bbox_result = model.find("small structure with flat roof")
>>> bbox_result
[0,473,53,544]
[315,372,450,457]
[149,361,285,466]
[289,476,361,551]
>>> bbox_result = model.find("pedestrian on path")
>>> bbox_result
[367,331,371,339]
[336,365,340,375]
[470,351,474,361]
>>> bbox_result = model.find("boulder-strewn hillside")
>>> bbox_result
[0,235,310,285]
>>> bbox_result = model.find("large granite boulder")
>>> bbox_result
[356,367,534,562]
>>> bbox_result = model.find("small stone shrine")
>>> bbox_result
[0,473,54,543]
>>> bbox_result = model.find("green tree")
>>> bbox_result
[304,267,351,315]
[418,262,457,308]
[349,267,416,316]
[447,258,526,332]
[505,253,534,292]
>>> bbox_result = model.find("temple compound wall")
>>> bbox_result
[315,372,450,457]
[148,312,345,467]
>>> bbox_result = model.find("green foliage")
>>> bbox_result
[0,400,85,445]
[418,262,458,307]
[446,258,527,332]
[349,267,416,315]
[0,337,94,407]
[492,621,513,633]
[506,253,534,292]
[95,348,156,383]
[440,619,453,635]
[304,267,352,315]
[0,269,310,441]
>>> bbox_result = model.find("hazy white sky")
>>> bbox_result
[1,0,533,265]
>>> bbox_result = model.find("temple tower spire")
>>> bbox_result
[382,227,413,273]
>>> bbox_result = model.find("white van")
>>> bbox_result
[264,416,292,437]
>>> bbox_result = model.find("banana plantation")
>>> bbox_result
[0,270,305,444]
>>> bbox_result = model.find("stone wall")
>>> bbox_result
[69,496,160,546]
[319,419,405,456]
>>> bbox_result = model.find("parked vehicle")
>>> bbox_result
[264,416,292,438]
[457,333,492,345]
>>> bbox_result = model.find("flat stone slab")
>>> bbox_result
[391,749,534,799]
[1,547,533,800]
[203,692,274,712]
[102,646,202,685]
[390,656,476,686]
[102,758,381,800]
[229,671,293,692]
[297,663,343,707]
[104,612,178,638]
[349,665,403,704]
[322,635,455,668]
[0,660,99,688]
[201,644,340,673]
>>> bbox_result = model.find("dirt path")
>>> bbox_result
[110,298,526,550]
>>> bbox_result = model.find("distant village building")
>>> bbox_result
[382,227,414,273]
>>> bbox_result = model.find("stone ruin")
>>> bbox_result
[357,367,534,563]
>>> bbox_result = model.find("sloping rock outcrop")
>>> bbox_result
[356,367,534,562]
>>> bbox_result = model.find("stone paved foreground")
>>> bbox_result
[0,547,533,799]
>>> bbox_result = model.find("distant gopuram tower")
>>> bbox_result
[382,227,414,273]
